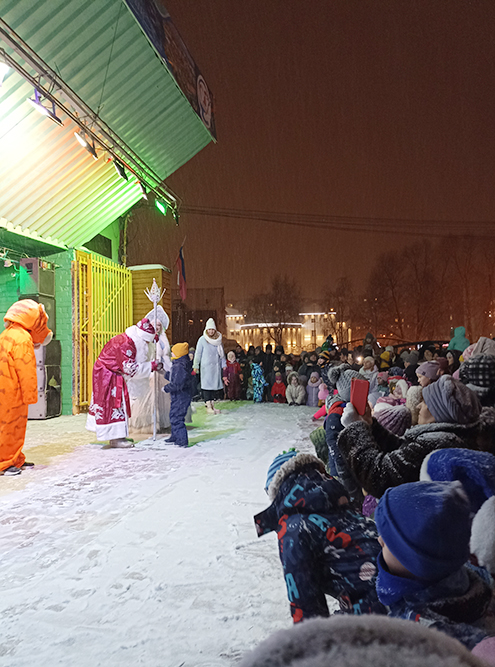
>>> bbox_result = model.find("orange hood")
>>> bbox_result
[4,299,52,344]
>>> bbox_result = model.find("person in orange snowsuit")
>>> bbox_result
[0,299,53,476]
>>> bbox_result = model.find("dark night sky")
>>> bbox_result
[162,1,495,304]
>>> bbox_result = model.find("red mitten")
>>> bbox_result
[151,360,163,372]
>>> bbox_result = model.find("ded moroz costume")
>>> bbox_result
[86,318,161,447]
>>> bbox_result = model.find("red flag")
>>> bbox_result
[175,246,187,302]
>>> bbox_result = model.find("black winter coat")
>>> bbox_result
[337,407,495,498]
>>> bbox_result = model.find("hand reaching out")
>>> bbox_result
[341,402,373,428]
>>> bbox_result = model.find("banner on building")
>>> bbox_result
[124,0,216,139]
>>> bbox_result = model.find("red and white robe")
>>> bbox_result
[86,332,152,441]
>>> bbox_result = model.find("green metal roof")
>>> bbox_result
[0,0,214,248]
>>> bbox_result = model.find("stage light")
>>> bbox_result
[74,130,98,160]
[155,199,168,215]
[138,182,148,199]
[0,62,9,86]
[27,88,63,126]
[113,159,128,181]
[74,131,88,147]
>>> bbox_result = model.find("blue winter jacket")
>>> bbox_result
[163,355,192,411]
[254,454,385,623]
[325,407,364,504]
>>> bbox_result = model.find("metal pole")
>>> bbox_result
[153,297,158,441]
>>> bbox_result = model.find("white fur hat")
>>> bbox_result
[238,614,485,667]
[471,496,495,575]
[205,317,216,330]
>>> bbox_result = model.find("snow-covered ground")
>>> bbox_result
[0,403,320,667]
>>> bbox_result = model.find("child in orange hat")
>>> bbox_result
[163,343,192,447]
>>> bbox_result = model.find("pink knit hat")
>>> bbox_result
[374,404,412,435]
[416,361,440,381]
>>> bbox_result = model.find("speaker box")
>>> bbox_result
[21,294,56,337]
[33,338,61,367]
[28,365,61,420]
[19,258,55,297]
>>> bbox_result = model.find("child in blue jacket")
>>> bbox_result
[163,342,192,448]
[254,450,385,623]
[375,480,495,655]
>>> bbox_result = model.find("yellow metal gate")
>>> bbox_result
[72,250,133,412]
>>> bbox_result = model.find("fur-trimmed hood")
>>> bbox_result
[287,370,300,385]
[268,452,325,500]
[254,453,349,537]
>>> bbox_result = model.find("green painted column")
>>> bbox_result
[50,248,75,415]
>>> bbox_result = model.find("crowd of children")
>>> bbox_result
[220,343,331,405]
[250,328,495,665]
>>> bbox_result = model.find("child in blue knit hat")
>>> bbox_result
[420,448,495,579]
[374,480,495,654]
[254,450,386,623]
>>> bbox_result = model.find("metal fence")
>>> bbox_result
[72,250,133,412]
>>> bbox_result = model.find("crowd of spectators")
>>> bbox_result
[244,326,495,665]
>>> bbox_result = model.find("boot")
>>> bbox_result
[2,466,22,476]
[108,438,134,448]
[205,401,215,415]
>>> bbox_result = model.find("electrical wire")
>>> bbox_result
[96,1,122,118]
[181,205,495,237]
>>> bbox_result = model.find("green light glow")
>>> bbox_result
[155,199,168,215]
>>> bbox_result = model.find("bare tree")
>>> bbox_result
[326,236,495,350]
[446,236,495,340]
[405,243,444,340]
[323,277,356,345]
[356,256,406,343]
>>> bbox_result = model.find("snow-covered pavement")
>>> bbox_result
[0,403,318,666]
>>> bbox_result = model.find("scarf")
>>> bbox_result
[204,330,222,346]
[203,330,224,358]
[376,553,427,606]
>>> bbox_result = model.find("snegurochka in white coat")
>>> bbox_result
[193,318,227,414]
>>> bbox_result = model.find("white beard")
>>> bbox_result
[126,325,152,364]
